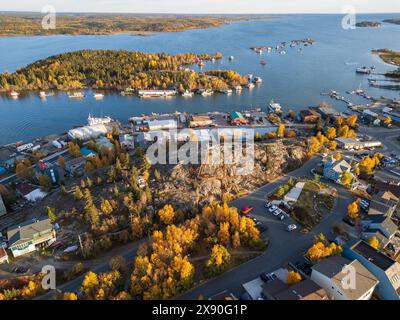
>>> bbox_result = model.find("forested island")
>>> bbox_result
[355,21,383,28]
[0,50,248,92]
[0,14,267,36]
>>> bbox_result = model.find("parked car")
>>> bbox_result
[286,224,297,232]
[273,208,282,216]
[240,206,254,215]
[264,202,271,208]
[268,205,277,213]
[260,272,277,282]
[278,214,285,221]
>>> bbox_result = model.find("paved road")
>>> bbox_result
[178,157,354,300]
[35,237,148,300]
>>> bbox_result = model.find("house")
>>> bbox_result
[6,218,56,258]
[0,247,9,264]
[310,256,379,300]
[335,137,382,150]
[368,191,398,217]
[343,240,400,300]
[189,115,213,128]
[120,134,135,150]
[15,183,47,202]
[262,278,328,300]
[96,136,114,151]
[361,215,398,254]
[323,158,353,183]
[65,157,86,177]
[229,112,247,125]
[298,109,321,124]
[0,194,7,217]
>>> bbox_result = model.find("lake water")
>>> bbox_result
[0,14,400,145]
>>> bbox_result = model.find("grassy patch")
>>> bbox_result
[292,181,335,229]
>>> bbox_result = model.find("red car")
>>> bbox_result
[240,206,254,216]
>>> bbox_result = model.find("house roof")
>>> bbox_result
[325,159,352,174]
[7,218,52,248]
[274,279,328,300]
[230,112,244,120]
[350,240,396,271]
[262,278,288,297]
[263,278,328,300]
[312,256,378,300]
[363,215,398,237]
[374,181,400,198]
[368,201,394,216]
[15,183,38,196]
[0,195,6,216]
[0,247,7,260]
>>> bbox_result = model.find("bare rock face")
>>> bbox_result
[158,141,307,206]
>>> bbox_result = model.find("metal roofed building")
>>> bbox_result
[68,124,110,141]
[7,218,56,258]
[311,256,379,300]
[144,119,177,131]
[343,240,400,300]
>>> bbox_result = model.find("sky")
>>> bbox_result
[0,0,399,14]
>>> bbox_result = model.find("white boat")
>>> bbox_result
[235,86,243,92]
[39,91,47,98]
[68,92,85,99]
[269,99,282,113]
[10,91,19,98]
[201,89,214,96]
[246,83,255,89]
[220,89,233,94]
[280,50,286,55]
[253,77,263,84]
[182,90,194,97]
[93,93,104,99]
[229,56,234,61]
[356,67,371,74]
[88,114,112,126]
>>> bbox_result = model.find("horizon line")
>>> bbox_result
[0,11,399,15]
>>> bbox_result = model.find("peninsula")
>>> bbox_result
[0,50,248,92]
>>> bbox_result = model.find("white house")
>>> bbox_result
[311,256,379,300]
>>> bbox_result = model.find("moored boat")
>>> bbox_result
[93,93,104,99]
[68,92,85,99]
[182,90,194,97]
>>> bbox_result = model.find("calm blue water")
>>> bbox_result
[0,14,400,145]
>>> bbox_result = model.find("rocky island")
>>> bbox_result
[356,21,383,28]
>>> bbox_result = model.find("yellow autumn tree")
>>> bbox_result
[341,171,354,187]
[347,199,360,221]
[63,292,78,300]
[326,127,337,140]
[276,124,286,138]
[287,271,302,285]
[158,204,175,225]
[368,236,380,250]
[217,222,230,245]
[205,244,231,276]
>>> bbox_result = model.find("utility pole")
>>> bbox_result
[78,233,85,259]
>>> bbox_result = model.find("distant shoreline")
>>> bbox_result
[0,14,278,37]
